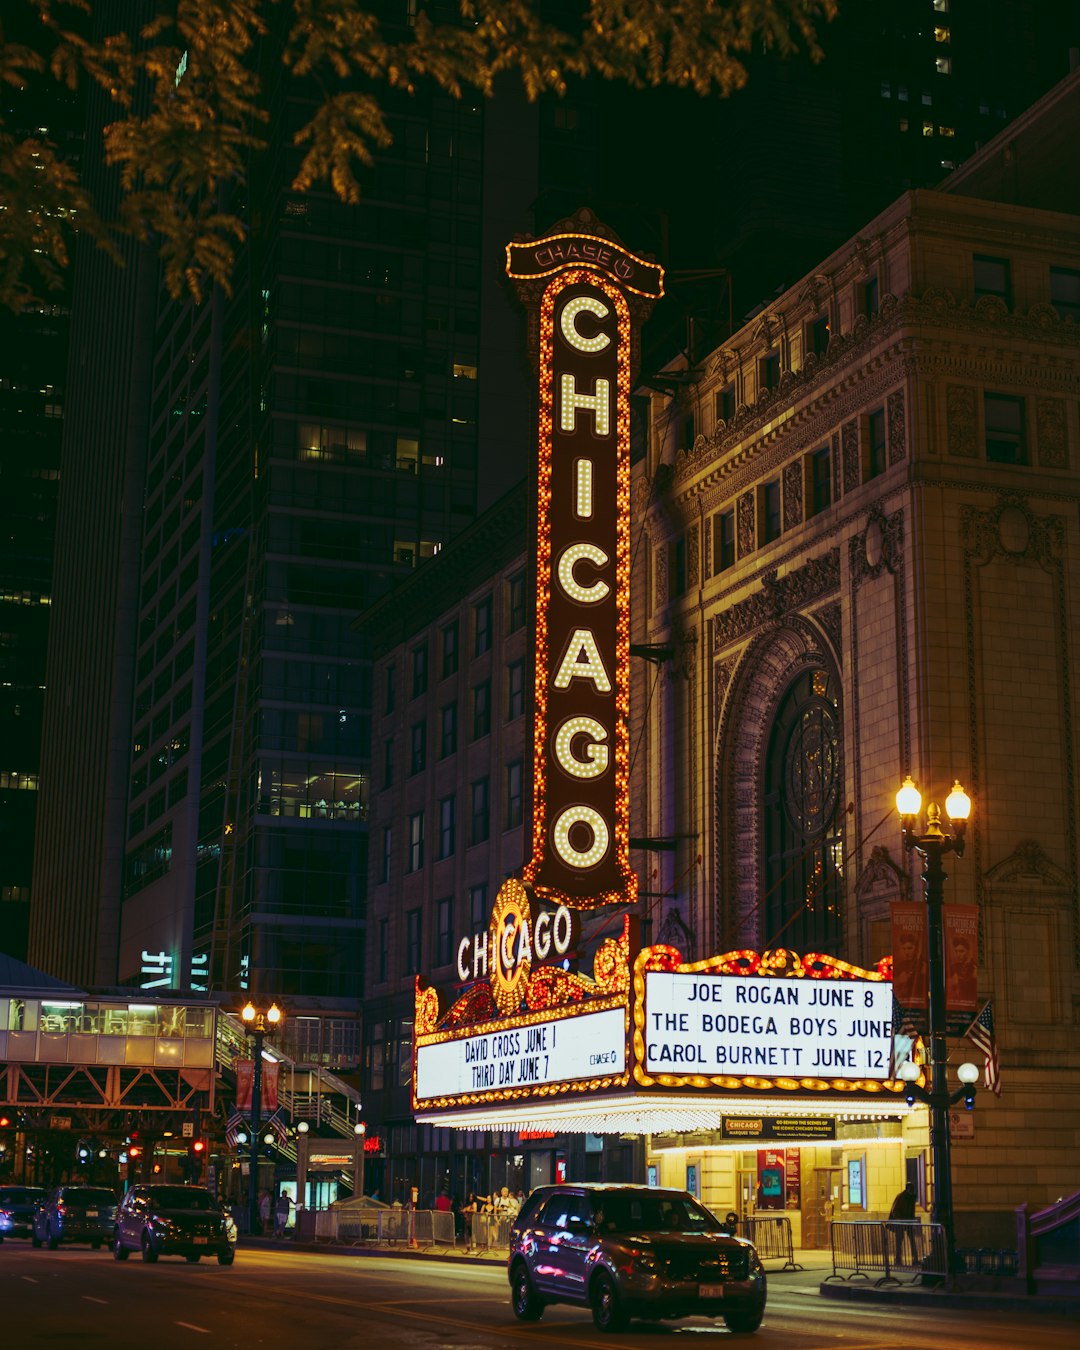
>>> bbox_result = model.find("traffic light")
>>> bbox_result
[76,1139,92,1166]
[185,1138,206,1180]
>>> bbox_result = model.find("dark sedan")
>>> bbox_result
[0,1186,47,1241]
[32,1185,118,1249]
[113,1184,237,1265]
[508,1183,767,1333]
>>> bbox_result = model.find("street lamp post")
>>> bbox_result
[895,776,979,1275]
[240,1000,283,1236]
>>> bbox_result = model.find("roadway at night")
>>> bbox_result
[1,1244,1076,1349]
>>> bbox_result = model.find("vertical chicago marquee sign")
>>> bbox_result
[506,210,664,910]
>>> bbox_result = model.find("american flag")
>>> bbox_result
[890,999,920,1078]
[964,1000,1001,1096]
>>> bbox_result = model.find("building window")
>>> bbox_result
[441,620,459,678]
[807,447,831,516]
[472,680,491,739]
[435,897,453,966]
[411,643,428,698]
[474,596,492,656]
[1050,266,1080,322]
[508,571,527,631]
[713,509,735,573]
[469,882,488,929]
[378,918,388,982]
[758,352,781,393]
[973,254,1011,306]
[383,737,394,789]
[507,660,525,721]
[384,664,396,714]
[405,909,422,974]
[935,56,951,75]
[380,826,392,884]
[933,25,950,42]
[758,480,781,545]
[407,811,424,872]
[865,408,887,481]
[762,668,843,955]
[715,383,735,426]
[808,314,830,357]
[859,276,879,318]
[680,412,695,452]
[470,777,490,845]
[439,702,457,758]
[506,760,524,830]
[438,794,456,859]
[410,721,426,775]
[984,393,1027,464]
[367,1022,385,1091]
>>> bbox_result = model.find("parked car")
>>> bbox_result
[0,1186,47,1241]
[508,1183,767,1333]
[112,1184,237,1265]
[32,1185,119,1250]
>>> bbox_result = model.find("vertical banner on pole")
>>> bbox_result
[891,901,929,1007]
[235,1060,254,1112]
[943,904,979,1013]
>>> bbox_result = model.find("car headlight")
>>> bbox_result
[629,1250,660,1275]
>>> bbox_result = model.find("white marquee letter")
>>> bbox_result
[557,543,610,605]
[553,629,612,692]
[559,374,611,436]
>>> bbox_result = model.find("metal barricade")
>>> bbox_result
[431,1210,457,1249]
[827,1220,948,1287]
[314,1208,339,1242]
[466,1211,510,1251]
[742,1216,803,1271]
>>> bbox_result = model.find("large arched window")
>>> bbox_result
[762,668,843,954]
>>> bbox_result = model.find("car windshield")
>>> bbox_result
[66,1189,117,1205]
[594,1193,721,1235]
[150,1188,218,1211]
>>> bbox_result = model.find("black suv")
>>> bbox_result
[508,1184,766,1334]
[32,1185,118,1249]
[112,1184,237,1265]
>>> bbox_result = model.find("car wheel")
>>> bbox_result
[724,1305,765,1334]
[591,1271,629,1333]
[509,1261,543,1322]
[217,1250,235,1266]
[113,1234,129,1261]
[47,1226,60,1251]
[141,1232,158,1263]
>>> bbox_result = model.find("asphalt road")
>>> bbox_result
[1,1241,1076,1349]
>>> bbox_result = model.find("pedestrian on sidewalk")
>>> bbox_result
[258,1189,272,1235]
[273,1191,294,1238]
[887,1183,919,1267]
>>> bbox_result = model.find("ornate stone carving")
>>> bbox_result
[815,601,842,660]
[960,493,1064,570]
[654,543,668,610]
[855,845,911,903]
[1037,397,1068,469]
[737,491,755,558]
[714,655,738,729]
[983,838,1072,888]
[887,388,906,466]
[842,420,860,494]
[713,551,840,648]
[850,506,903,586]
[686,522,700,591]
[946,385,978,458]
[783,460,803,531]
[657,907,696,952]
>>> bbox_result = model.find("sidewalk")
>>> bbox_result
[249,1236,1080,1315]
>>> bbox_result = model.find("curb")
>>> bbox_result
[819,1278,1080,1316]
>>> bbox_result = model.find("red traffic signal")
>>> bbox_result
[192,1140,206,1154]
[128,1145,142,1159]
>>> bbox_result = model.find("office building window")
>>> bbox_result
[506,760,524,830]
[438,794,456,860]
[472,680,491,739]
[410,721,426,775]
[507,660,525,721]
[435,897,453,966]
[974,254,1011,306]
[469,882,488,929]
[808,314,830,357]
[859,276,879,318]
[405,909,422,974]
[471,777,490,845]
[808,447,832,516]
[474,596,492,655]
[680,412,695,452]
[378,917,388,982]
[715,383,735,426]
[439,702,457,758]
[380,826,392,884]
[984,393,1027,464]
[759,480,781,545]
[758,352,781,392]
[1050,266,1080,322]
[865,408,887,480]
[383,737,394,789]
[441,620,459,678]
[713,509,735,573]
[407,812,424,872]
[508,571,527,631]
[384,664,396,714]
[411,643,427,697]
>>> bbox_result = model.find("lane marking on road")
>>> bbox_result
[176,1322,211,1334]
[21,1276,38,1283]
[82,1296,108,1304]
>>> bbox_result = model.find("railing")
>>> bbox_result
[1016,1190,1080,1295]
[465,1212,512,1252]
[314,1206,456,1250]
[826,1220,948,1287]
[741,1215,803,1270]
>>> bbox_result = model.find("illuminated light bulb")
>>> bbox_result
[896,775,922,817]
[559,295,611,352]
[559,374,610,436]
[554,716,609,779]
[553,805,610,869]
[552,629,612,692]
[557,542,610,604]
[574,458,593,518]
[945,781,971,822]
